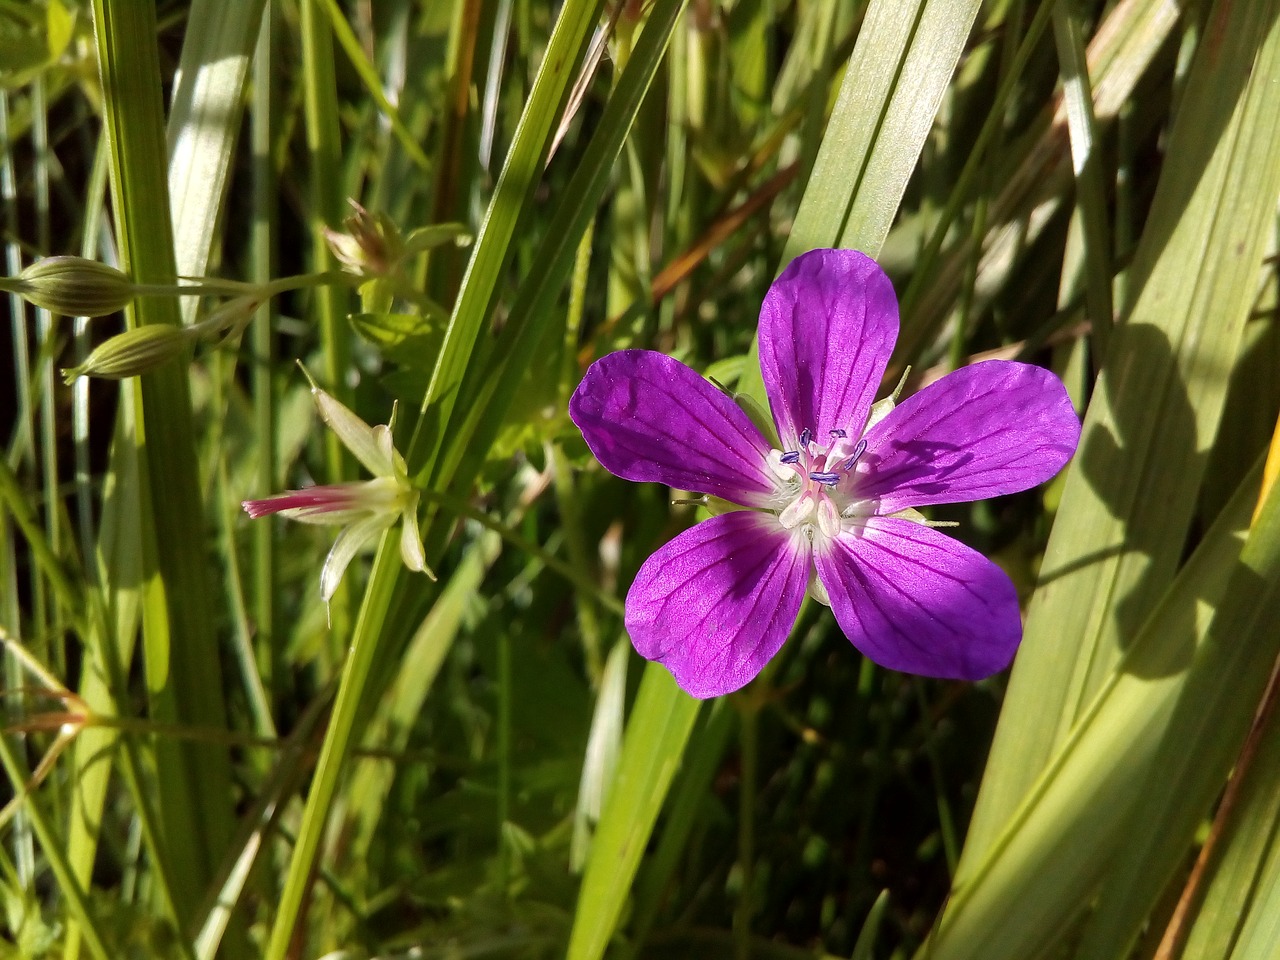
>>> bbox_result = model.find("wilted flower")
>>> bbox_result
[6,256,136,316]
[324,199,471,282]
[242,385,430,606]
[324,201,399,277]
[569,248,1080,699]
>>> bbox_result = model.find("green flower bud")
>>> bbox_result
[12,256,137,316]
[62,324,194,383]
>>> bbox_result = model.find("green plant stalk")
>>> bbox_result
[263,3,608,954]
[420,0,685,505]
[301,0,354,645]
[314,0,429,170]
[566,664,701,960]
[1052,0,1114,362]
[252,4,279,704]
[733,702,759,960]
[90,0,234,923]
[0,735,111,960]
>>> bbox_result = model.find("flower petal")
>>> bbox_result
[856,360,1081,512]
[570,349,778,506]
[320,512,396,602]
[758,249,899,447]
[399,499,427,574]
[625,511,809,698]
[815,518,1022,680]
[313,388,397,477]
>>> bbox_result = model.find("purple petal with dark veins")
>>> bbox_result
[758,249,899,448]
[815,518,1022,680]
[626,511,810,699]
[856,360,1080,512]
[570,350,778,506]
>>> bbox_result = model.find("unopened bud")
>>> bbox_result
[62,324,194,383]
[11,256,137,316]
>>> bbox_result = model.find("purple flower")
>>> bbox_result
[569,249,1080,699]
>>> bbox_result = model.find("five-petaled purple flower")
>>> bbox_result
[569,248,1080,699]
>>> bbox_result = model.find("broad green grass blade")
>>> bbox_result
[1051,0,1113,359]
[264,4,606,955]
[428,0,687,500]
[91,0,234,922]
[166,0,265,298]
[565,663,701,960]
[900,0,1178,362]
[1179,678,1280,960]
[920,459,1265,960]
[962,0,1280,864]
[782,0,982,264]
[737,0,981,408]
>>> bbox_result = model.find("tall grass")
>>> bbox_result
[1,1,1279,958]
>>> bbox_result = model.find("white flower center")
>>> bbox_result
[767,428,876,544]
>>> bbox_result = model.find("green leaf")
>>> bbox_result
[736,0,982,410]
[565,663,701,960]
[349,311,447,371]
[921,460,1268,960]
[963,0,1280,868]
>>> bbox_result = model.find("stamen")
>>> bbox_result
[780,450,801,464]
[843,438,868,471]
[808,471,841,486]
[799,427,812,447]
[829,429,846,439]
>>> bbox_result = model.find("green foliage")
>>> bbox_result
[2,1,1280,959]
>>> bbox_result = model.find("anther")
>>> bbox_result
[799,427,812,447]
[843,438,868,471]
[808,471,841,486]
[780,450,801,464]
[829,429,846,439]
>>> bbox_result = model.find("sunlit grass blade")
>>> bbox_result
[1177,673,1280,960]
[166,0,265,294]
[565,663,701,960]
[90,0,234,922]
[962,0,1280,866]
[782,0,982,263]
[921,459,1265,960]
[737,0,982,408]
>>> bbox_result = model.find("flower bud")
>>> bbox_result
[62,324,194,383]
[13,256,137,316]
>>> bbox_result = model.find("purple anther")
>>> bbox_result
[829,429,847,439]
[780,450,801,464]
[844,438,868,471]
[809,471,841,486]
[799,428,812,447]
